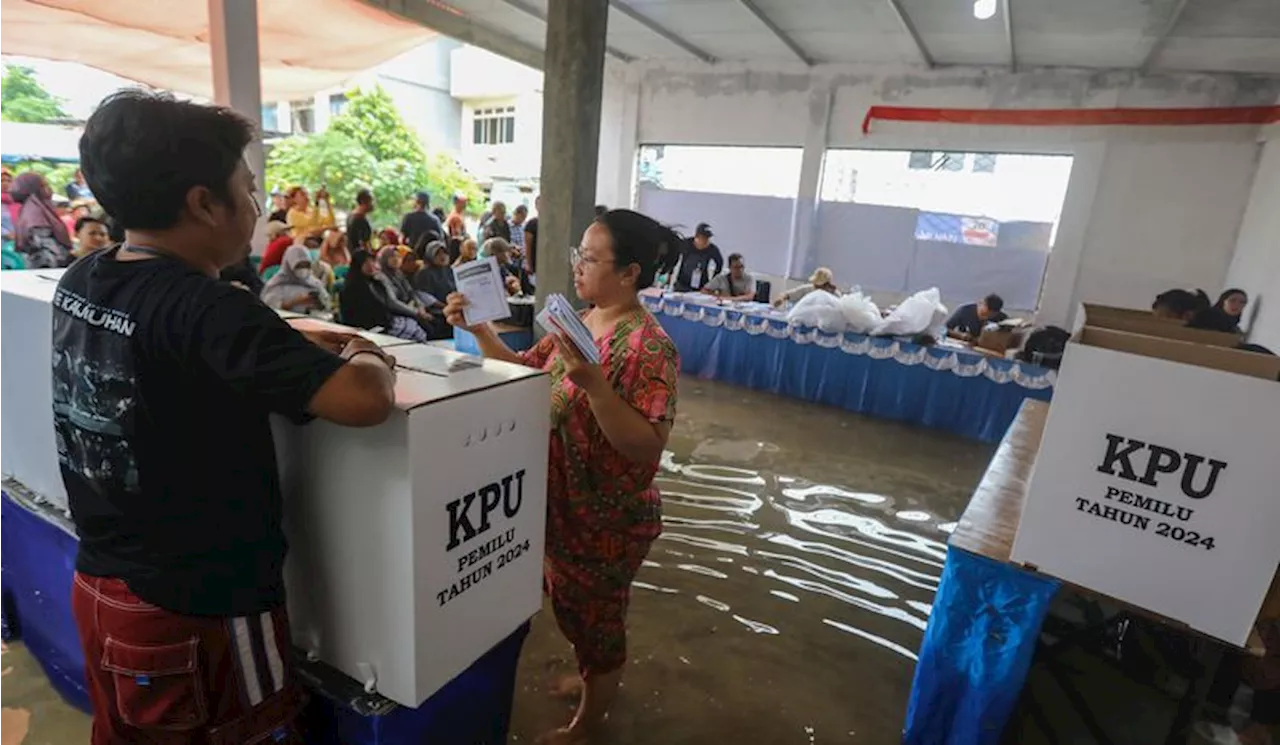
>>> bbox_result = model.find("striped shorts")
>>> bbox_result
[70,572,305,744]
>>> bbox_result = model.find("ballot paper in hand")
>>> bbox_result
[536,294,601,364]
[453,257,511,326]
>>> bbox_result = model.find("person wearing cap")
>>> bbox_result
[347,188,376,251]
[258,219,294,274]
[773,267,841,307]
[401,190,443,250]
[701,252,757,302]
[672,222,723,292]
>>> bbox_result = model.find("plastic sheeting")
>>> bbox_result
[645,296,1053,442]
[903,549,1061,745]
[0,0,434,101]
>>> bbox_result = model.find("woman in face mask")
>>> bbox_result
[259,245,329,314]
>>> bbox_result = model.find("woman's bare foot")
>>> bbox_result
[534,726,589,745]
[549,674,583,700]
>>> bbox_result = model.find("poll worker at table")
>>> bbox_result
[772,267,840,307]
[946,293,1006,341]
[444,209,680,745]
[701,252,757,301]
[1188,288,1248,333]
[61,91,397,745]
[1151,288,1210,323]
[672,222,723,292]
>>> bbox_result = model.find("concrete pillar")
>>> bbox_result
[536,0,609,306]
[784,85,833,282]
[208,0,266,248]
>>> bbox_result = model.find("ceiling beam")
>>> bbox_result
[1002,0,1015,72]
[736,0,814,67]
[495,0,635,62]
[362,0,546,70]
[1141,0,1191,72]
[885,0,934,69]
[609,0,717,64]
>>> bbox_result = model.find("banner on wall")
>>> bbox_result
[913,212,1000,247]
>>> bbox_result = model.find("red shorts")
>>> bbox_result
[71,572,306,745]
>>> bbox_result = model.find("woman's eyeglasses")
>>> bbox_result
[569,246,610,267]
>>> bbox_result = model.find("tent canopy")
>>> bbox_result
[0,0,435,101]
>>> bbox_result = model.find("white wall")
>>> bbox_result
[457,93,543,181]
[599,63,1280,328]
[1225,135,1280,351]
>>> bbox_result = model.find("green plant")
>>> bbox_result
[2,65,69,123]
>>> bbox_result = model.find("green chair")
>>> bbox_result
[248,255,262,271]
[2,248,26,271]
[262,265,281,281]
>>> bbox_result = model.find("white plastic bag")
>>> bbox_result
[873,287,944,337]
[787,290,846,333]
[839,292,882,334]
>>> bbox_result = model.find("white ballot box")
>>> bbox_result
[1012,326,1280,646]
[273,342,550,708]
[2,269,70,511]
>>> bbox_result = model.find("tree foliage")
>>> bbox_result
[266,85,483,227]
[1,65,69,123]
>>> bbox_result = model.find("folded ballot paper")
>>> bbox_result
[536,294,601,364]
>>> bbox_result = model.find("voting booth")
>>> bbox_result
[1012,309,1280,646]
[274,342,549,708]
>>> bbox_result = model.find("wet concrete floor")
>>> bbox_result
[0,376,1202,744]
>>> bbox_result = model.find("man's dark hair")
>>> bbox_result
[1153,288,1210,317]
[80,90,254,230]
[74,215,106,234]
[414,190,429,207]
[728,253,744,265]
[594,204,608,218]
[356,189,374,207]
[983,293,1005,313]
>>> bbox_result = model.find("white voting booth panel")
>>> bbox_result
[274,342,550,708]
[1,270,70,512]
[1012,342,1280,646]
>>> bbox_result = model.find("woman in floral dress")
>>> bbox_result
[445,209,680,744]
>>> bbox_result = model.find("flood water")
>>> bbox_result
[509,376,995,744]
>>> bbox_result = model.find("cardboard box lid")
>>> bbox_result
[1076,326,1280,381]
[1081,303,1241,347]
[388,343,546,412]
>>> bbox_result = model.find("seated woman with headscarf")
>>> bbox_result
[1189,289,1248,334]
[379,246,448,339]
[340,250,432,342]
[11,172,73,268]
[414,241,456,304]
[260,245,330,315]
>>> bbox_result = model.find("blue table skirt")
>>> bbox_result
[903,549,1062,745]
[645,297,1054,443]
[1,488,528,744]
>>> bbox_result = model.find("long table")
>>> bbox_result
[643,294,1054,442]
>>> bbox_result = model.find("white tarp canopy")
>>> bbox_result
[0,121,83,163]
[0,0,435,101]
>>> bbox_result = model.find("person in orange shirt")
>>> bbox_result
[445,193,468,239]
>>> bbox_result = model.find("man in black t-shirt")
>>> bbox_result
[673,222,724,292]
[347,188,375,251]
[400,190,443,250]
[61,91,396,744]
[946,293,1007,340]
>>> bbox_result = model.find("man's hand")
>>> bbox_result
[340,337,396,368]
[293,323,360,355]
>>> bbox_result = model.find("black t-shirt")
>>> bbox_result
[674,240,724,292]
[524,217,537,272]
[347,213,373,251]
[52,248,346,616]
[268,208,288,224]
[946,302,1007,337]
[401,210,443,250]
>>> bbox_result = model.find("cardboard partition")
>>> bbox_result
[1082,303,1242,347]
[1076,327,1280,381]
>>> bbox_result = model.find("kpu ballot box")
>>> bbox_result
[273,342,550,707]
[2,269,70,511]
[1012,321,1280,646]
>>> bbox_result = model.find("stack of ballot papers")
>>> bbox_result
[536,294,601,364]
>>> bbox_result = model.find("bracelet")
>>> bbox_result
[346,349,391,367]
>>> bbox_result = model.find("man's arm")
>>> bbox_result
[710,247,724,278]
[307,339,396,426]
